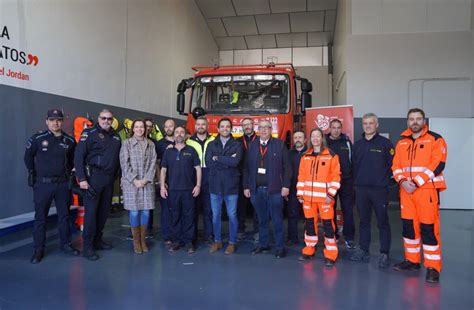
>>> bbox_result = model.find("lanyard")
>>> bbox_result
[259,143,268,167]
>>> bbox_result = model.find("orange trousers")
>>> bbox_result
[400,188,442,272]
[302,200,338,261]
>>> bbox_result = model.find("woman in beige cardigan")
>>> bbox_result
[119,119,157,254]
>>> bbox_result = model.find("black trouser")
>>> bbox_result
[286,191,301,243]
[355,186,391,254]
[168,190,195,245]
[333,179,355,241]
[237,189,259,233]
[33,180,72,251]
[193,182,213,241]
[83,174,114,250]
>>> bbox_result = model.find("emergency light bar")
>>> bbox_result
[200,74,287,83]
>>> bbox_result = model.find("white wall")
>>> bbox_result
[0,0,218,118]
[333,0,473,118]
[347,31,473,117]
[333,0,351,107]
[352,0,471,34]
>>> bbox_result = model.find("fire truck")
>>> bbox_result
[176,63,313,146]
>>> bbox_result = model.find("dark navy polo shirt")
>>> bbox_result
[161,145,200,190]
[352,133,394,188]
[156,138,174,160]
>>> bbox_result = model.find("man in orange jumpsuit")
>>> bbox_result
[297,128,341,267]
[392,108,447,283]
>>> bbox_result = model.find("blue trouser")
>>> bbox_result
[286,191,301,243]
[129,210,150,227]
[83,174,114,250]
[194,182,213,240]
[160,196,172,240]
[32,180,72,251]
[210,194,238,244]
[355,186,391,254]
[168,190,195,245]
[250,187,285,250]
[333,179,355,241]
[237,189,259,233]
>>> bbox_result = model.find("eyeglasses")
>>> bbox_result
[99,116,113,121]
[258,126,272,130]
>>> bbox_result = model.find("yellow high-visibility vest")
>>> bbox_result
[186,135,215,167]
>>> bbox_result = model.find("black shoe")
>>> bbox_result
[187,244,196,254]
[325,258,336,267]
[345,240,356,250]
[206,236,214,245]
[393,260,421,271]
[378,253,390,269]
[60,244,80,256]
[145,232,154,240]
[168,242,181,253]
[30,250,44,264]
[126,234,133,241]
[251,246,270,255]
[163,238,173,245]
[350,249,370,262]
[94,240,113,250]
[426,268,440,283]
[83,248,99,261]
[298,254,314,261]
[275,249,286,259]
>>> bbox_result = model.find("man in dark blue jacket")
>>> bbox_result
[75,109,121,261]
[243,119,291,258]
[326,119,356,249]
[350,113,394,269]
[205,118,243,255]
[286,130,307,246]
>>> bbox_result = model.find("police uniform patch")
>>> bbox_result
[42,140,49,147]
[80,132,88,141]
[98,133,105,139]
[390,148,395,155]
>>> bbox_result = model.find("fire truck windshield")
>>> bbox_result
[190,75,290,115]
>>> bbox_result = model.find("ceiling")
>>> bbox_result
[195,0,338,51]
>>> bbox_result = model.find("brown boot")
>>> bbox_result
[209,242,223,253]
[131,227,142,254]
[140,225,149,253]
[225,244,236,255]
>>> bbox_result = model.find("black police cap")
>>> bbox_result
[47,109,64,119]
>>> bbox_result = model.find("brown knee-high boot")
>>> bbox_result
[131,227,142,254]
[140,225,149,252]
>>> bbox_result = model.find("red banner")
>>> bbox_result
[305,105,354,143]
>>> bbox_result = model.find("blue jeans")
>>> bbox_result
[250,187,285,250]
[210,194,238,244]
[129,210,150,227]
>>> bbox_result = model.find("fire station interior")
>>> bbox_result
[1,0,473,309]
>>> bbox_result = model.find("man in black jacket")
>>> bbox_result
[286,130,307,246]
[326,119,356,249]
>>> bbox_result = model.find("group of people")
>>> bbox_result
[24,107,447,283]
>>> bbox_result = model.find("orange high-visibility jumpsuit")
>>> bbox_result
[392,125,447,272]
[297,148,341,261]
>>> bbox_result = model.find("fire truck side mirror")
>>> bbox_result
[300,79,313,92]
[177,93,186,115]
[301,93,312,112]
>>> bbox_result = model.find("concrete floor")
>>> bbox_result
[0,208,472,310]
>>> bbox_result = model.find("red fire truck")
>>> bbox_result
[176,63,313,146]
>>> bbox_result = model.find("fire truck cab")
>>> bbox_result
[176,63,312,146]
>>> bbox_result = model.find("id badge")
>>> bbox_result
[258,168,266,174]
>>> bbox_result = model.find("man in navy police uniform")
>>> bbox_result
[74,109,121,261]
[24,109,79,264]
